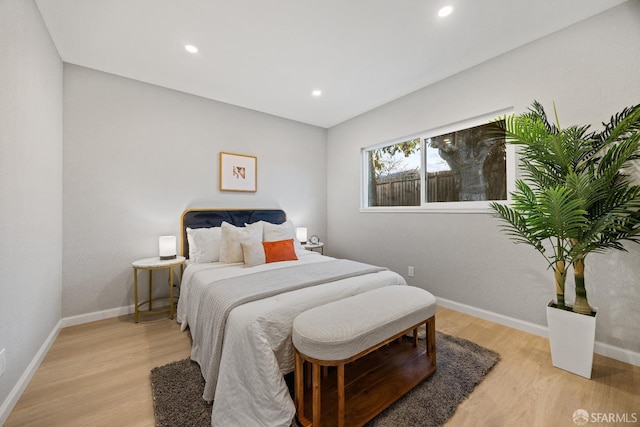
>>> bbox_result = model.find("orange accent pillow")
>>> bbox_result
[262,239,298,263]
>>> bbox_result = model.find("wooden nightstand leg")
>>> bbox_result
[133,267,139,323]
[169,266,174,319]
[148,269,153,310]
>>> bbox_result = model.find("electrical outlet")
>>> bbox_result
[0,348,6,377]
[408,266,415,277]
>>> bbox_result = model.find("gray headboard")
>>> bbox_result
[180,208,286,258]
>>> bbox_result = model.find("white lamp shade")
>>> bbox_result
[296,227,308,244]
[159,235,177,260]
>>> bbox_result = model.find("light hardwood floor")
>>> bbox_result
[5,307,639,427]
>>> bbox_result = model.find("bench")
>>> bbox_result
[292,285,437,427]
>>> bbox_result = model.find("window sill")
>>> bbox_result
[359,201,505,214]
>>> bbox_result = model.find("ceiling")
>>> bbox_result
[35,0,628,128]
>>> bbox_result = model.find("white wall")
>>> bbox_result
[327,1,640,357]
[63,65,327,318]
[0,0,63,421]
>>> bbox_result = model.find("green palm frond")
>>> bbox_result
[536,186,588,240]
[597,136,640,182]
[490,201,544,250]
[565,172,598,210]
[490,181,587,265]
[592,104,640,145]
[525,100,558,134]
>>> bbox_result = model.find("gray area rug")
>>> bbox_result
[150,331,499,427]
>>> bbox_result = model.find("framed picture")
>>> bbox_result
[219,152,257,192]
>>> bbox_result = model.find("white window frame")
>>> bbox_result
[360,108,515,214]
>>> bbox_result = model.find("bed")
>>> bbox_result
[176,208,408,427]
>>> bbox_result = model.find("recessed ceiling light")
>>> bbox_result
[185,44,198,53]
[311,89,322,97]
[438,5,453,17]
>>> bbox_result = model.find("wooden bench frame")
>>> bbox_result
[294,315,436,427]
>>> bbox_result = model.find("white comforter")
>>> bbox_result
[177,252,407,427]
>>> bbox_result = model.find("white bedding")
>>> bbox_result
[176,251,407,427]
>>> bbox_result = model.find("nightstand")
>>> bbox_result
[304,242,324,255]
[132,256,185,323]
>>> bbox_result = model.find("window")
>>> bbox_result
[362,112,513,212]
[365,138,421,207]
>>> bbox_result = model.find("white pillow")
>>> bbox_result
[219,221,263,263]
[262,220,304,250]
[241,241,266,267]
[186,227,222,263]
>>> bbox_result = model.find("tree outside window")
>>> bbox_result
[426,121,506,203]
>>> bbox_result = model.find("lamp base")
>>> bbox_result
[160,255,177,260]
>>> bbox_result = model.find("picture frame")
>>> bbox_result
[219,152,257,192]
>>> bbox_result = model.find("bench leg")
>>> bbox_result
[294,352,305,422]
[426,317,436,367]
[305,361,312,389]
[312,363,321,427]
[337,364,345,427]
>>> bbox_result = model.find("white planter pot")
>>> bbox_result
[546,301,597,379]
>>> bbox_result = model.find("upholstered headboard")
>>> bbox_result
[180,208,287,258]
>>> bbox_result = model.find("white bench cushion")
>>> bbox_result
[292,286,436,361]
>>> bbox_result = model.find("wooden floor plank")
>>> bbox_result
[5,307,639,426]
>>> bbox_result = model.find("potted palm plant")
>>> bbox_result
[490,101,640,377]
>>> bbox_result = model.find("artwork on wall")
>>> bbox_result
[219,152,257,192]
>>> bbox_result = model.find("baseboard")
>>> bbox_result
[0,320,62,426]
[61,304,134,328]
[593,340,640,366]
[436,297,549,337]
[436,297,640,367]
